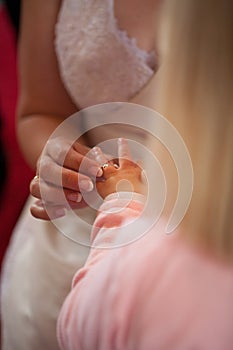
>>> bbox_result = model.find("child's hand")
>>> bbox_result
[95,138,146,199]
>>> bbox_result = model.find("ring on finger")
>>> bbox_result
[101,162,119,170]
[101,163,109,170]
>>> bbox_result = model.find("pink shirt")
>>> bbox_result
[57,193,233,350]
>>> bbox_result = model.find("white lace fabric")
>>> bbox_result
[55,0,157,109]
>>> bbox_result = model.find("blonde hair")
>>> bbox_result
[156,0,233,260]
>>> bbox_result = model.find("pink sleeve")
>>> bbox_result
[57,192,233,350]
[57,192,146,350]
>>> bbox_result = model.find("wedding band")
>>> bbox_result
[101,163,109,169]
[101,162,119,170]
[33,175,39,181]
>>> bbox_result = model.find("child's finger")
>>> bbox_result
[118,138,132,167]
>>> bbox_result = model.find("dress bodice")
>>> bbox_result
[55,0,157,109]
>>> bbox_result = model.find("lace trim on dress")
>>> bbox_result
[108,0,156,70]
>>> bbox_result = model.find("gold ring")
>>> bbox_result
[101,162,119,171]
[101,163,109,170]
[33,175,39,181]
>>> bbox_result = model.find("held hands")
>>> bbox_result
[30,138,145,220]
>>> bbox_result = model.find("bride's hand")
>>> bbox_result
[30,137,104,220]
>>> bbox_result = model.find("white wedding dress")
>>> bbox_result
[1,0,156,349]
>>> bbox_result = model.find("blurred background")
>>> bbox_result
[0,0,33,272]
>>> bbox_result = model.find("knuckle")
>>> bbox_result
[39,155,51,175]
[57,147,69,163]
[47,137,71,164]
[30,181,40,198]
[36,156,42,170]
[65,148,81,168]
[29,180,35,193]
[63,169,76,188]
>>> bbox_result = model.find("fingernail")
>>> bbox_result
[68,193,82,203]
[97,168,103,177]
[80,180,94,192]
[95,154,106,164]
[90,167,103,177]
[92,146,101,154]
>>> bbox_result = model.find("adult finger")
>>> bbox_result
[88,146,109,165]
[30,177,84,205]
[46,138,103,178]
[30,199,87,220]
[39,155,94,192]
[30,200,66,220]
